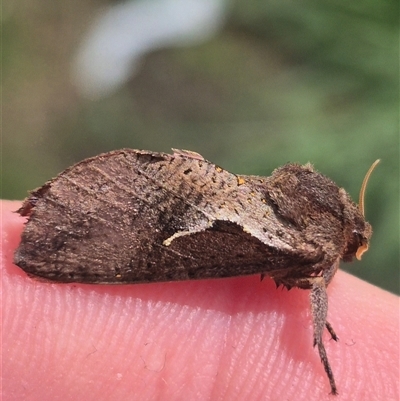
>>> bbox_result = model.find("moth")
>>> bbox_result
[14,149,379,394]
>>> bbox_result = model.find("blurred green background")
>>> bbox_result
[3,0,399,293]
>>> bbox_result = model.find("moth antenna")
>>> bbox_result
[358,159,380,216]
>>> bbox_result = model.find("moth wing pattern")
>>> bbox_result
[14,149,326,284]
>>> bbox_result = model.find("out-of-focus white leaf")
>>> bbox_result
[72,0,226,99]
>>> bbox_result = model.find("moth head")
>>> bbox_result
[343,160,379,261]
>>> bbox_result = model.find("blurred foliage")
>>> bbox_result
[2,0,399,293]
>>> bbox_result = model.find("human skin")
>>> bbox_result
[2,200,399,401]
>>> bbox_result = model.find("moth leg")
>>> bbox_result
[310,276,338,395]
[321,258,341,342]
[325,321,338,342]
[323,258,340,287]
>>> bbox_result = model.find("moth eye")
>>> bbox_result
[343,231,363,261]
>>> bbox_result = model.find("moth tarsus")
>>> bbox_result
[13,149,378,395]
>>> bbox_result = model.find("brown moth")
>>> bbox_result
[13,149,379,394]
